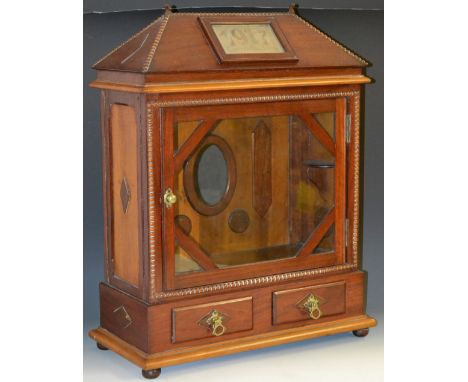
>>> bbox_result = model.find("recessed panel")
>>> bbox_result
[110,104,140,287]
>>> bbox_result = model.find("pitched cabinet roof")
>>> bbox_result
[93,11,367,74]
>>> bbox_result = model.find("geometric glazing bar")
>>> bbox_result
[296,207,335,258]
[298,112,336,156]
[175,226,218,270]
[174,119,218,172]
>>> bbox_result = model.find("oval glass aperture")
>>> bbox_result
[184,135,237,216]
[195,144,228,206]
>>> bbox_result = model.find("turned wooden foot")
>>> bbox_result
[142,368,161,379]
[353,328,369,337]
[96,342,108,350]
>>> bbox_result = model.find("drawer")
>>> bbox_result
[272,281,346,325]
[172,297,253,343]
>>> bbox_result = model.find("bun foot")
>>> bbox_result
[142,368,161,379]
[96,342,108,350]
[353,328,369,337]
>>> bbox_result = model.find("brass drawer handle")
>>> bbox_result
[303,294,322,320]
[164,188,177,208]
[206,310,226,337]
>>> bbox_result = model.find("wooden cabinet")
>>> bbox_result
[89,6,376,379]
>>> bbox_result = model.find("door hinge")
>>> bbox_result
[345,114,351,144]
[345,218,349,247]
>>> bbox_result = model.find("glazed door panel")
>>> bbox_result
[163,98,347,290]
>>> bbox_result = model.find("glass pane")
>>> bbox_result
[173,120,202,150]
[294,113,335,244]
[175,247,202,274]
[314,112,335,141]
[313,224,335,254]
[196,145,228,205]
[173,112,336,274]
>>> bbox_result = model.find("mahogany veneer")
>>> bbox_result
[89,6,376,379]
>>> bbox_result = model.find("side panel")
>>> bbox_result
[110,103,140,287]
[99,283,149,352]
[100,91,147,299]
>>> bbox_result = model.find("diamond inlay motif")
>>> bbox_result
[120,177,131,214]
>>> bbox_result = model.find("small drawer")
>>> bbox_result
[172,297,253,343]
[272,281,346,325]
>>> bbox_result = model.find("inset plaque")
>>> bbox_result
[212,24,285,54]
[199,16,298,64]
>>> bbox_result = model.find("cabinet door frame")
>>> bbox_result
[162,97,348,290]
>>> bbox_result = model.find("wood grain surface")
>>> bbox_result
[89,313,377,370]
[110,104,140,287]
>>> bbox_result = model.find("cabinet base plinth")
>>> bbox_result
[89,314,376,371]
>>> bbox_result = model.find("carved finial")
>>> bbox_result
[288,3,298,14]
[164,4,173,15]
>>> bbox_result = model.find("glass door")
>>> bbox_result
[163,98,347,289]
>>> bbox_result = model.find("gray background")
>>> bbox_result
[84,3,383,380]
[84,0,384,13]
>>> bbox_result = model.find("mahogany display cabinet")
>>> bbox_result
[89,6,377,379]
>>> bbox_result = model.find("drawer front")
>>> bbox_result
[272,281,346,325]
[172,297,253,343]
